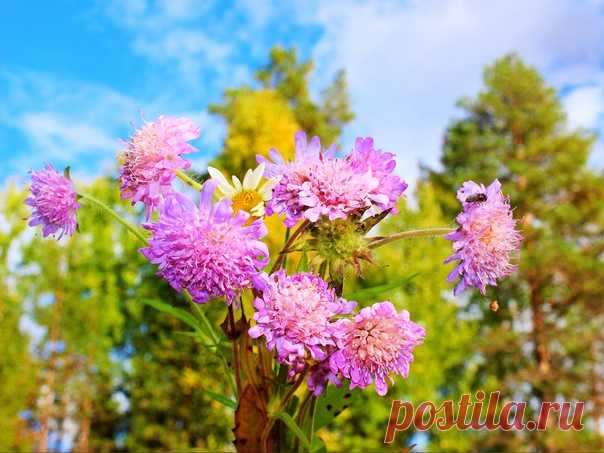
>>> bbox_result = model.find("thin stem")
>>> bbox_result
[228,305,243,395]
[281,227,291,270]
[368,227,455,249]
[175,169,203,191]
[78,192,148,245]
[262,371,307,451]
[307,396,317,449]
[183,290,238,396]
[270,220,310,274]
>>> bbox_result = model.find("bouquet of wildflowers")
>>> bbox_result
[26,116,521,452]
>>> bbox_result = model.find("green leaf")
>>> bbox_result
[344,273,419,301]
[313,385,360,432]
[201,388,237,410]
[275,411,312,451]
[140,299,209,341]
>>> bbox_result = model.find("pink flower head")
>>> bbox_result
[329,302,425,396]
[249,271,356,378]
[258,132,406,227]
[445,179,522,295]
[347,137,408,217]
[140,180,269,304]
[27,164,79,238]
[119,116,200,218]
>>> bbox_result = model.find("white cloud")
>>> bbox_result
[20,113,117,157]
[563,85,604,130]
[313,0,604,184]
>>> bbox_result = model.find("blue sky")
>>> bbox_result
[2,0,603,187]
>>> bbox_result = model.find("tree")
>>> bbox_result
[0,185,38,451]
[210,46,354,178]
[427,54,604,450]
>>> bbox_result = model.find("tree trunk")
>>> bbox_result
[37,292,62,452]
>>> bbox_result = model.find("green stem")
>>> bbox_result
[262,371,307,451]
[183,290,238,396]
[270,221,310,274]
[175,169,203,191]
[274,411,312,451]
[368,227,455,249]
[78,192,147,245]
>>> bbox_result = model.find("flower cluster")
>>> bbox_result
[250,272,425,396]
[119,116,200,218]
[27,121,523,405]
[249,271,356,377]
[140,180,269,304]
[27,164,79,238]
[259,132,407,227]
[445,179,522,295]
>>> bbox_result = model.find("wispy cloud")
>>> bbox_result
[313,0,604,184]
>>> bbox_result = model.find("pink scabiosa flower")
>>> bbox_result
[258,132,406,227]
[249,271,356,378]
[329,302,425,396]
[445,179,522,295]
[119,116,200,218]
[26,164,79,238]
[347,137,408,218]
[140,180,269,304]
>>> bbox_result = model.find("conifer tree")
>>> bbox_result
[427,55,604,450]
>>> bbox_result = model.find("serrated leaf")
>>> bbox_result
[313,385,360,432]
[344,273,419,302]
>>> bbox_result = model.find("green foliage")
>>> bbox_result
[0,185,37,451]
[427,54,604,450]
[210,46,354,178]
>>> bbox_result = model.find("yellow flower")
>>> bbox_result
[207,163,276,217]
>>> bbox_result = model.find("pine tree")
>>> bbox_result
[427,54,604,450]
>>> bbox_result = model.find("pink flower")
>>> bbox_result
[27,164,79,238]
[258,132,406,227]
[347,137,408,217]
[249,271,356,378]
[119,116,200,218]
[329,302,425,396]
[140,180,268,304]
[445,179,522,295]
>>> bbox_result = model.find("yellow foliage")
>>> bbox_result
[212,89,299,176]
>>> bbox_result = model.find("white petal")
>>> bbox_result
[259,178,278,200]
[232,175,242,191]
[250,202,265,217]
[208,167,237,197]
[250,163,265,189]
[242,168,254,190]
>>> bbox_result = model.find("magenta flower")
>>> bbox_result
[258,132,406,227]
[140,180,269,304]
[329,302,425,396]
[119,116,200,218]
[249,271,356,378]
[27,164,79,238]
[347,137,408,217]
[445,179,522,295]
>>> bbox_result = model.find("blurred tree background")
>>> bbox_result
[0,48,602,452]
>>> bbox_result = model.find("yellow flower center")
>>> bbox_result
[232,190,263,213]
